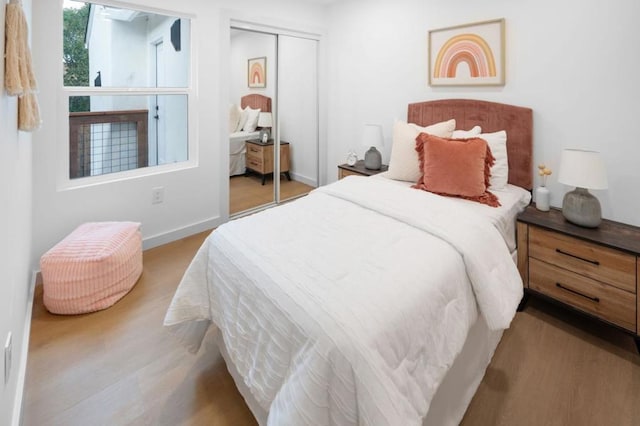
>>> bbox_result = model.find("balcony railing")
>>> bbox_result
[69,109,148,178]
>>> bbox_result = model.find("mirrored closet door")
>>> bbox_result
[228,27,319,216]
[229,29,278,214]
[277,35,319,203]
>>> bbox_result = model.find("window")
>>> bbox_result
[63,1,191,179]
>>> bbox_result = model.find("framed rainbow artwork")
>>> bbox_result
[429,19,505,86]
[248,57,267,88]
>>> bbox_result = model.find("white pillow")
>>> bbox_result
[387,119,456,182]
[452,125,482,138]
[242,107,261,132]
[479,130,508,190]
[236,106,248,132]
[229,104,241,133]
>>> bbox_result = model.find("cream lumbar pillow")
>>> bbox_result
[452,125,482,138]
[387,119,456,182]
[242,106,261,132]
[479,130,508,190]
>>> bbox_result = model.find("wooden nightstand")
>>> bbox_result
[338,160,388,179]
[517,206,640,351]
[245,140,291,185]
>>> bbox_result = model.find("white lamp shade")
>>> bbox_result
[558,149,608,190]
[258,112,273,128]
[362,124,384,149]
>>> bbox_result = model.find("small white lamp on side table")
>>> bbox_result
[558,149,608,228]
[362,124,384,170]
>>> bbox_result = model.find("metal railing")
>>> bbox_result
[69,109,148,178]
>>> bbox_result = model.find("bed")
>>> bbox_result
[230,94,272,176]
[167,99,533,425]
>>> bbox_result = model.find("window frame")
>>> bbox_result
[59,1,197,190]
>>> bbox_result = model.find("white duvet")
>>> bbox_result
[164,176,524,425]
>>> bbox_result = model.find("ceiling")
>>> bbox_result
[296,0,341,4]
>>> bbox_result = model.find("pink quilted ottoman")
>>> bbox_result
[40,222,143,315]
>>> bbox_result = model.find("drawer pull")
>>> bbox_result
[555,282,600,303]
[555,249,600,266]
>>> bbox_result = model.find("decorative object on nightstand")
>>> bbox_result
[535,164,552,211]
[558,149,608,228]
[362,124,384,170]
[258,112,273,144]
[346,151,358,166]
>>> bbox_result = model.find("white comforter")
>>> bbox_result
[164,176,523,425]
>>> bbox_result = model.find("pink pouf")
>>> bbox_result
[40,222,143,315]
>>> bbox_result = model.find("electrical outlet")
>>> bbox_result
[151,187,164,204]
[4,332,12,386]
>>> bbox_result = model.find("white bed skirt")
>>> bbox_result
[229,131,259,176]
[217,313,502,426]
[230,152,245,176]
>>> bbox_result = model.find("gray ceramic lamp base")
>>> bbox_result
[562,187,602,228]
[364,147,382,170]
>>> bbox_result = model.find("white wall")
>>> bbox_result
[326,0,640,226]
[32,0,327,267]
[110,19,148,89]
[0,1,34,424]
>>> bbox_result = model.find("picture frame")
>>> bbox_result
[248,56,267,88]
[428,18,505,87]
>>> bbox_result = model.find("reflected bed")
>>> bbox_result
[230,94,272,176]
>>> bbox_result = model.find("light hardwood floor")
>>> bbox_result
[230,174,314,215]
[24,232,257,426]
[24,232,640,425]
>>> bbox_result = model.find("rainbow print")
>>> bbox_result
[249,62,264,85]
[248,57,266,88]
[433,33,497,79]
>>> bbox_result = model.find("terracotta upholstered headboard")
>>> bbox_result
[408,99,533,190]
[241,94,272,113]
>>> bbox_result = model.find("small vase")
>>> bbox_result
[535,186,550,212]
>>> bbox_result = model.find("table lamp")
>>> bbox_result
[362,124,384,170]
[258,112,273,143]
[558,149,608,228]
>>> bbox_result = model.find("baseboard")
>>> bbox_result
[12,271,38,426]
[142,216,223,250]
[289,172,317,188]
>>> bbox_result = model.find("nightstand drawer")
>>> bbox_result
[529,226,636,293]
[246,150,264,163]
[530,258,636,331]
[338,161,389,179]
[246,144,264,157]
[247,157,263,170]
[339,168,364,179]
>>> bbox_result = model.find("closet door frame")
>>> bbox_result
[226,18,322,218]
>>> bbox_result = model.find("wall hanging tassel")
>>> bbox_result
[18,92,40,131]
[4,0,42,131]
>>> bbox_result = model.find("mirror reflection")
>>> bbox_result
[228,28,319,215]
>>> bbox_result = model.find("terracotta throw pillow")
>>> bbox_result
[412,133,501,207]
